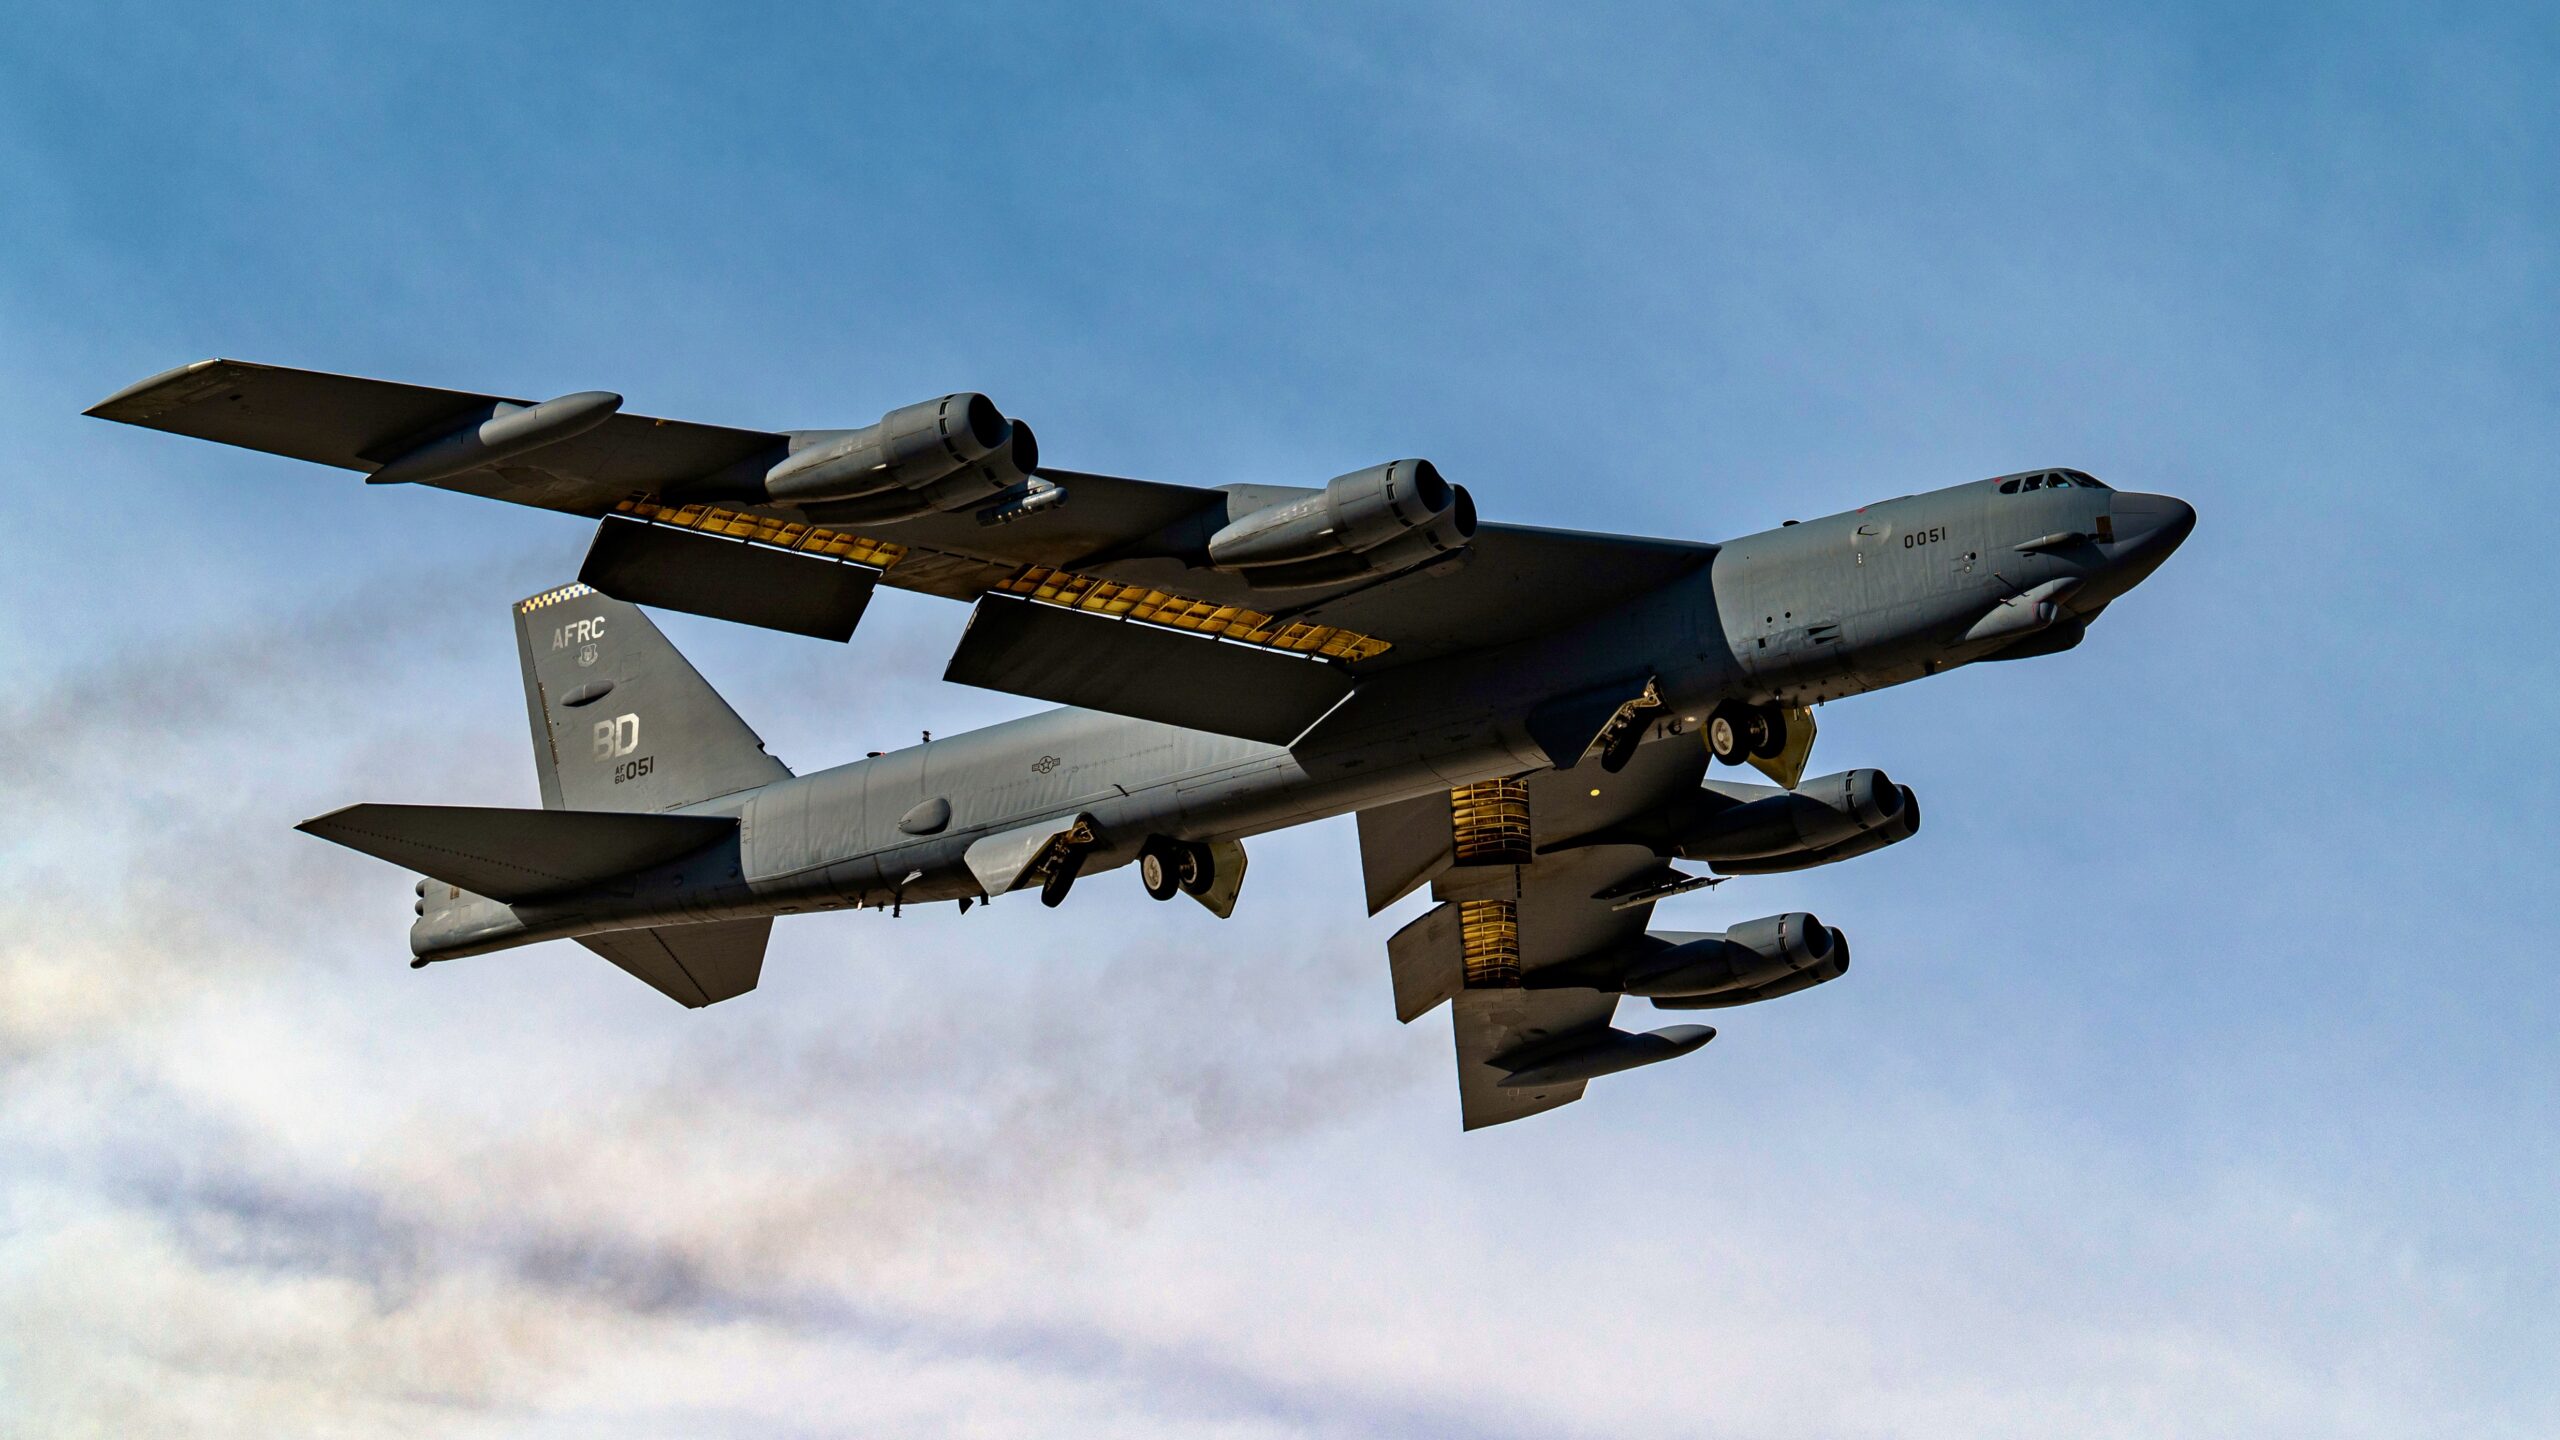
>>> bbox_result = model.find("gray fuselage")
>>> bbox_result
[419,472,2193,958]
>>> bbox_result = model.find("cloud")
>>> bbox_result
[0,568,1453,1434]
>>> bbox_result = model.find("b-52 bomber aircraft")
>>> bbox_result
[89,360,2195,1128]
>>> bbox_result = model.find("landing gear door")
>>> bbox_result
[1183,839,1248,919]
[963,812,1095,896]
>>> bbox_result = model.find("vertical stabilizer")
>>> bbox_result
[515,584,791,812]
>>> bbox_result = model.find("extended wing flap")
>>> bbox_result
[1454,988,1619,1130]
[297,803,736,903]
[1357,790,1457,916]
[944,594,1353,746]
[578,515,880,642]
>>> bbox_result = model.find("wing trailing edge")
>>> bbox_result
[943,594,1354,746]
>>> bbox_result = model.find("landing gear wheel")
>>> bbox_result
[1745,704,1787,759]
[1039,847,1089,908]
[1705,701,1754,765]
[1138,840,1182,901]
[1175,840,1217,898]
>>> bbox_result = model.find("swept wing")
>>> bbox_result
[91,362,1715,727]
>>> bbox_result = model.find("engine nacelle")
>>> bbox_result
[1678,769,1906,861]
[797,422,1039,527]
[1711,785,1920,875]
[761,392,1011,507]
[1649,946,1850,1010]
[1620,912,1841,998]
[1205,459,1475,579]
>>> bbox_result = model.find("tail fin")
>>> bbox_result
[515,583,790,812]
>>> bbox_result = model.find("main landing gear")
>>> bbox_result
[1038,845,1089,907]
[1138,837,1217,901]
[1705,700,1789,766]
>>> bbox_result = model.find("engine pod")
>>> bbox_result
[1206,459,1473,575]
[762,392,1009,506]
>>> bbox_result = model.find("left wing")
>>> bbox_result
[91,361,1716,737]
[1364,737,1724,1129]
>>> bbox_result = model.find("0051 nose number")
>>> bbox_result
[1903,526,1949,548]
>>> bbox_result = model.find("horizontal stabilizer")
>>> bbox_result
[298,803,736,902]
[577,917,771,1008]
[944,594,1353,746]
[578,515,878,642]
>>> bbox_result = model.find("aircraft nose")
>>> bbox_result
[2108,492,2196,564]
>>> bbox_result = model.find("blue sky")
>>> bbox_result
[3,3,2554,1435]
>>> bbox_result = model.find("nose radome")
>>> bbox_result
[2111,492,2196,558]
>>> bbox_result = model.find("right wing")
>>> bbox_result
[1366,737,1724,1130]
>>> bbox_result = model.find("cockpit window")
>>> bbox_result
[2000,469,2106,495]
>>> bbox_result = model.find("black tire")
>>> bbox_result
[1747,704,1788,759]
[1705,702,1752,765]
[1176,840,1217,898]
[1040,848,1087,908]
[1139,842,1181,901]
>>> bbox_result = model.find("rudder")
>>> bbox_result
[516,583,791,812]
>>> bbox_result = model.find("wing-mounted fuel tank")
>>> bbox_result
[365,390,625,486]
[1205,459,1476,587]
[1675,768,1919,873]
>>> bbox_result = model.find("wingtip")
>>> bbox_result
[293,802,366,836]
[84,358,237,421]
